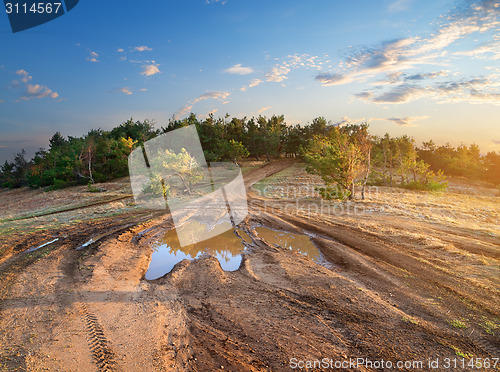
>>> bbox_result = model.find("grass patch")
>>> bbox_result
[402,316,419,326]
[448,319,467,329]
[450,345,473,359]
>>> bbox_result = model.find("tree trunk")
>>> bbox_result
[361,148,371,200]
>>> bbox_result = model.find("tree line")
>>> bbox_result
[1,114,499,198]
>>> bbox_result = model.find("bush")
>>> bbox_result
[50,178,68,190]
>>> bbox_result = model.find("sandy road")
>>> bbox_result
[0,160,498,371]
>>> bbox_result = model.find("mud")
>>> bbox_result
[0,160,498,371]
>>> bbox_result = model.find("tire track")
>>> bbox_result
[80,304,119,371]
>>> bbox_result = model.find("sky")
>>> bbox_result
[0,0,499,162]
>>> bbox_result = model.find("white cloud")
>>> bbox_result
[119,87,133,95]
[225,64,254,75]
[12,69,59,101]
[454,40,500,59]
[258,106,271,113]
[175,91,230,118]
[133,46,152,52]
[140,62,161,76]
[86,51,99,63]
[316,0,500,102]
[16,69,31,83]
[117,48,124,53]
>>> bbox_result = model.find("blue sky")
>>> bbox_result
[1,0,499,162]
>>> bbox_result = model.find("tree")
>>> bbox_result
[302,123,371,200]
[145,148,205,197]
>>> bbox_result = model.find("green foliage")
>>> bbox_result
[1,113,497,194]
[302,123,371,200]
[144,148,205,197]
[371,134,449,191]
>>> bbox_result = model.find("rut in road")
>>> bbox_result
[80,304,119,372]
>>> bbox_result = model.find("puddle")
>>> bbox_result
[254,226,335,270]
[254,226,320,259]
[26,238,59,253]
[145,223,250,280]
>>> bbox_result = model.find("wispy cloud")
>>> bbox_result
[13,69,59,101]
[405,70,448,81]
[242,54,327,90]
[386,116,428,127]
[316,0,500,105]
[454,40,500,59]
[133,46,152,52]
[334,116,366,126]
[492,139,500,145]
[358,76,500,104]
[118,87,132,95]
[225,64,254,75]
[175,91,230,118]
[258,106,271,113]
[316,73,354,86]
[388,0,412,12]
[140,61,161,76]
[86,51,99,63]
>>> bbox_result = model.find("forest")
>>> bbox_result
[1,113,499,197]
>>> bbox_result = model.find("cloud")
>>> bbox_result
[241,78,263,91]
[206,0,227,4]
[334,116,366,126]
[454,40,500,59]
[492,139,500,145]
[12,69,59,101]
[315,73,354,86]
[119,87,133,95]
[175,91,231,118]
[225,64,254,75]
[388,0,412,12]
[258,106,271,113]
[266,54,326,83]
[316,0,500,94]
[405,70,448,81]
[371,84,428,103]
[86,51,99,63]
[133,46,152,52]
[240,54,327,90]
[354,91,374,100]
[387,116,428,127]
[117,48,124,53]
[16,69,31,83]
[140,62,161,76]
[358,76,500,105]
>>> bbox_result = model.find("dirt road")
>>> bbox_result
[0,160,498,371]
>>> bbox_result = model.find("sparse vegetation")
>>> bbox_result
[448,319,467,328]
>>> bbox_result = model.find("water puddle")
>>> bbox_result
[254,226,335,269]
[26,238,59,253]
[145,223,251,280]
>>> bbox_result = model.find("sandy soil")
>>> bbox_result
[0,160,498,371]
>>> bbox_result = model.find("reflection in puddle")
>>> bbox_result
[254,226,335,270]
[145,223,249,280]
[254,226,320,259]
